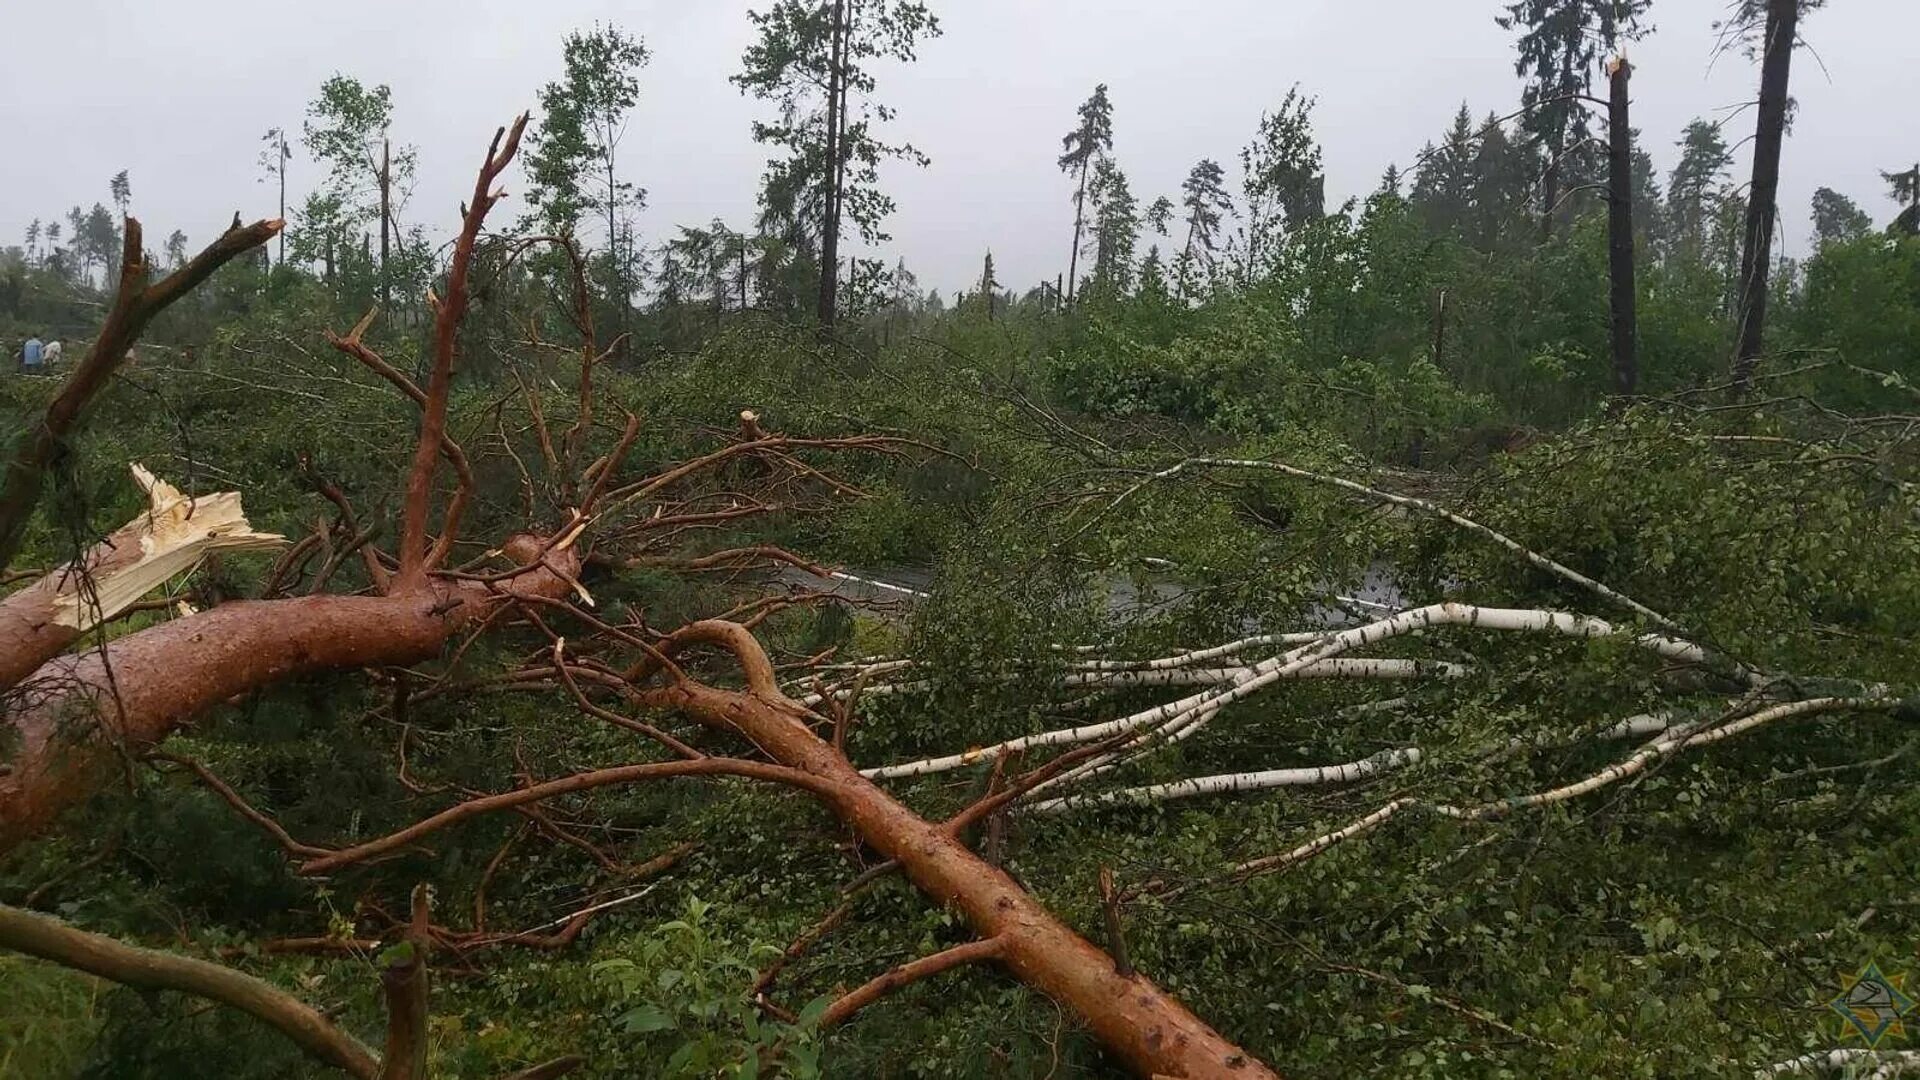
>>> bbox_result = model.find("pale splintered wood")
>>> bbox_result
[51,464,284,631]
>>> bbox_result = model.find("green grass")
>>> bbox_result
[0,957,104,1080]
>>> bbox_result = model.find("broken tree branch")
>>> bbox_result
[0,464,283,690]
[0,214,282,573]
[397,114,527,586]
[817,936,1006,1028]
[0,902,381,1078]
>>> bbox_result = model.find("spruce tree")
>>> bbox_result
[1495,0,1651,238]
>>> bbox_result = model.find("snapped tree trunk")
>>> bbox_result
[1607,56,1639,397]
[0,537,580,854]
[1731,0,1799,390]
[0,465,283,689]
[0,216,282,573]
[277,133,287,269]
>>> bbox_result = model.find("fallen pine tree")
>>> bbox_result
[0,116,1274,1080]
[2,118,1917,1080]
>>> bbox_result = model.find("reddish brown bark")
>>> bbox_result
[398,114,526,586]
[0,537,578,854]
[0,516,151,689]
[640,621,1277,1080]
[818,936,1005,1027]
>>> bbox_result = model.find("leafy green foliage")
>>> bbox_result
[5,12,1920,1079]
[591,897,826,1078]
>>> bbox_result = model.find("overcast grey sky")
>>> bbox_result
[3,0,1916,294]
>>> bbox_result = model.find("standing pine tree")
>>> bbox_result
[1058,84,1114,309]
[1410,105,1479,237]
[163,229,189,270]
[1496,0,1651,240]
[1176,159,1232,293]
[524,24,651,346]
[1467,111,1538,250]
[1665,119,1734,262]
[106,171,132,281]
[1809,188,1872,247]
[108,171,131,218]
[734,0,941,331]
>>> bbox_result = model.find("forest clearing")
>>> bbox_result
[2,0,1919,1077]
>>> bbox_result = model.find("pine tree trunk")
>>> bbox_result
[1731,0,1799,390]
[379,138,392,316]
[1607,58,1639,397]
[647,628,1280,1080]
[815,0,848,330]
[1066,164,1088,308]
[0,541,580,853]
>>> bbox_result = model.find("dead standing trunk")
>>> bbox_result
[380,137,392,317]
[1606,56,1638,397]
[1731,0,1799,391]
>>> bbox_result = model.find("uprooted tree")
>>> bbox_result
[4,115,1916,1080]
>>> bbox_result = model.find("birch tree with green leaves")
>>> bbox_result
[1239,88,1325,273]
[302,75,415,309]
[524,24,651,340]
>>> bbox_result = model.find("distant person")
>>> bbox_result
[42,340,62,366]
[20,336,43,373]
